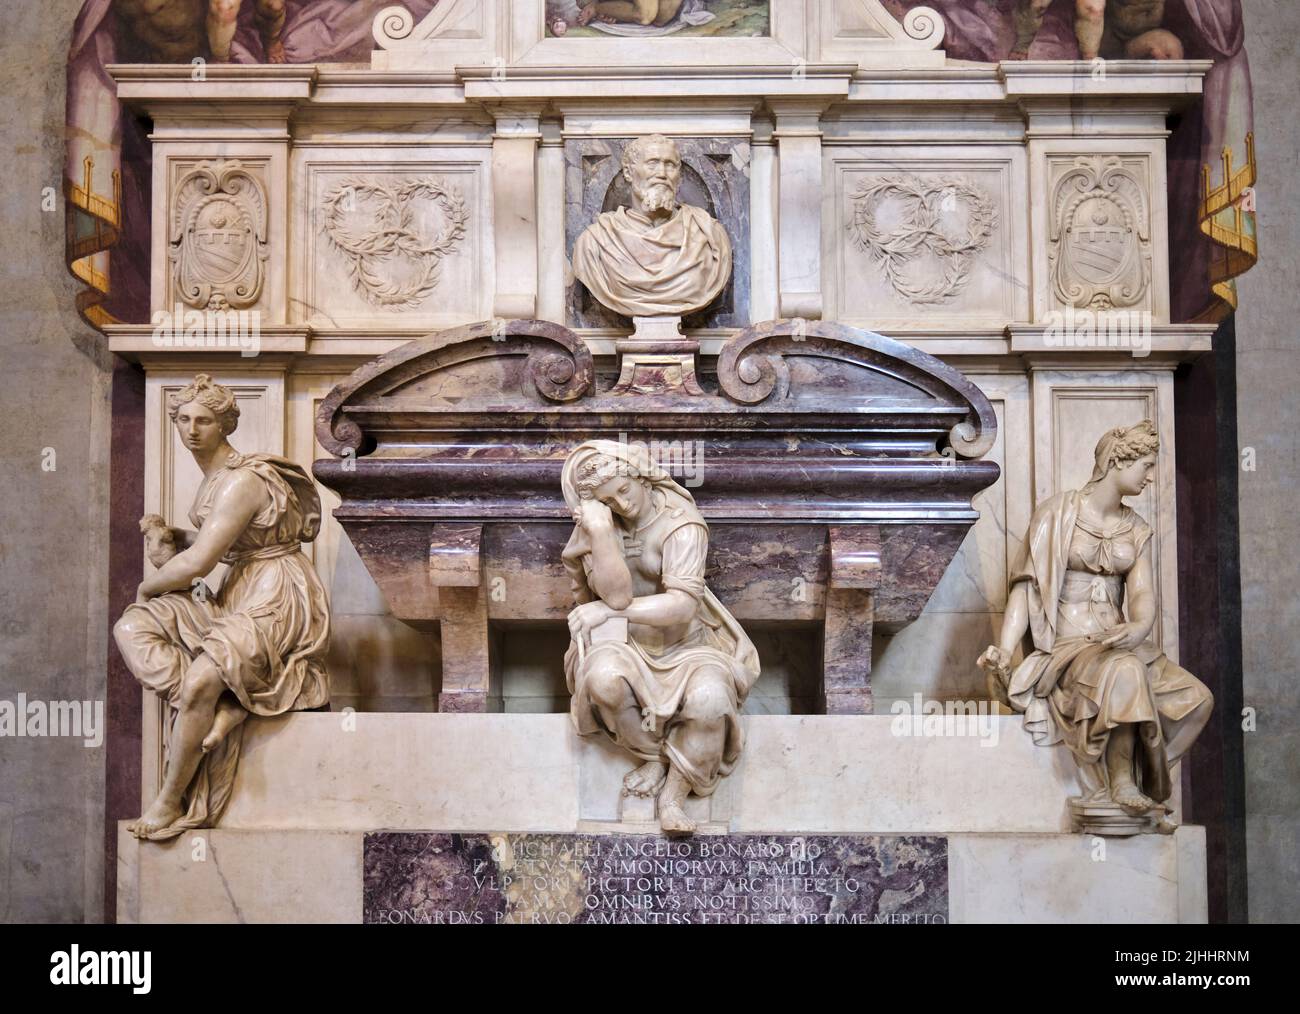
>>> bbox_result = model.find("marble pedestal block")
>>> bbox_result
[116,713,1206,923]
[215,713,1081,833]
[114,712,1208,923]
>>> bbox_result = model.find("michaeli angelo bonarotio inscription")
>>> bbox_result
[364,833,948,924]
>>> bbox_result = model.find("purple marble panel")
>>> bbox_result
[364,833,948,925]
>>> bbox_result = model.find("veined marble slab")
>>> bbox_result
[363,833,948,925]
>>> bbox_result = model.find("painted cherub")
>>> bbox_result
[207,0,288,63]
[1012,0,1184,62]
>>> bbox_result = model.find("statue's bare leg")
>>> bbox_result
[254,0,287,63]
[1105,724,1156,815]
[130,654,225,837]
[206,0,242,62]
[201,693,247,752]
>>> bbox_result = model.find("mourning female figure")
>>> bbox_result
[562,440,760,834]
[979,421,1212,832]
[114,375,330,839]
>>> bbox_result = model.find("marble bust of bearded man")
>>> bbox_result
[572,134,732,318]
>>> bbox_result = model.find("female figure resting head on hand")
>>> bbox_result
[561,440,759,835]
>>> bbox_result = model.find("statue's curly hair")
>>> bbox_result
[1088,420,1160,483]
[167,373,240,435]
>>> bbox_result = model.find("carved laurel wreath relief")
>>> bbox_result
[847,174,998,305]
[319,176,469,310]
[169,159,269,311]
[1049,156,1151,310]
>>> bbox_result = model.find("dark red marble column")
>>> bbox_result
[1175,316,1248,924]
[104,358,145,922]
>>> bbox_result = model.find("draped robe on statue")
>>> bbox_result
[115,454,331,839]
[571,204,732,317]
[1005,491,1211,804]
[560,443,759,795]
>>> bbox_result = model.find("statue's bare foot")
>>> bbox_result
[658,798,697,836]
[129,796,183,839]
[1112,782,1156,816]
[202,698,247,753]
[264,39,287,64]
[622,760,668,798]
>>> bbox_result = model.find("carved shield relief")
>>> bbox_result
[1049,157,1151,310]
[170,160,268,311]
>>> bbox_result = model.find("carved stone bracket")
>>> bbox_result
[825,525,882,714]
[429,523,489,713]
[717,318,997,459]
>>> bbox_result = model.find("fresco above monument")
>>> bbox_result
[545,0,770,38]
[66,0,1255,329]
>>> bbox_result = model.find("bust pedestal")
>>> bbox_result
[610,316,704,396]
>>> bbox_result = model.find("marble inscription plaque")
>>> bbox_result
[364,833,948,925]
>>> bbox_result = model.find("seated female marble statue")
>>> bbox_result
[114,374,330,840]
[561,440,760,834]
[979,421,1212,830]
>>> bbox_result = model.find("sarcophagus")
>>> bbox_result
[314,319,999,714]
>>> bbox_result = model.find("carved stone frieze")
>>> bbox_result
[169,159,268,311]
[319,176,469,310]
[1049,156,1152,311]
[847,174,997,305]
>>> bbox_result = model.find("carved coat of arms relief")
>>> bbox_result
[169,159,269,311]
[1049,156,1152,311]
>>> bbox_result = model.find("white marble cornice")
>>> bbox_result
[1000,59,1214,97]
[460,63,858,101]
